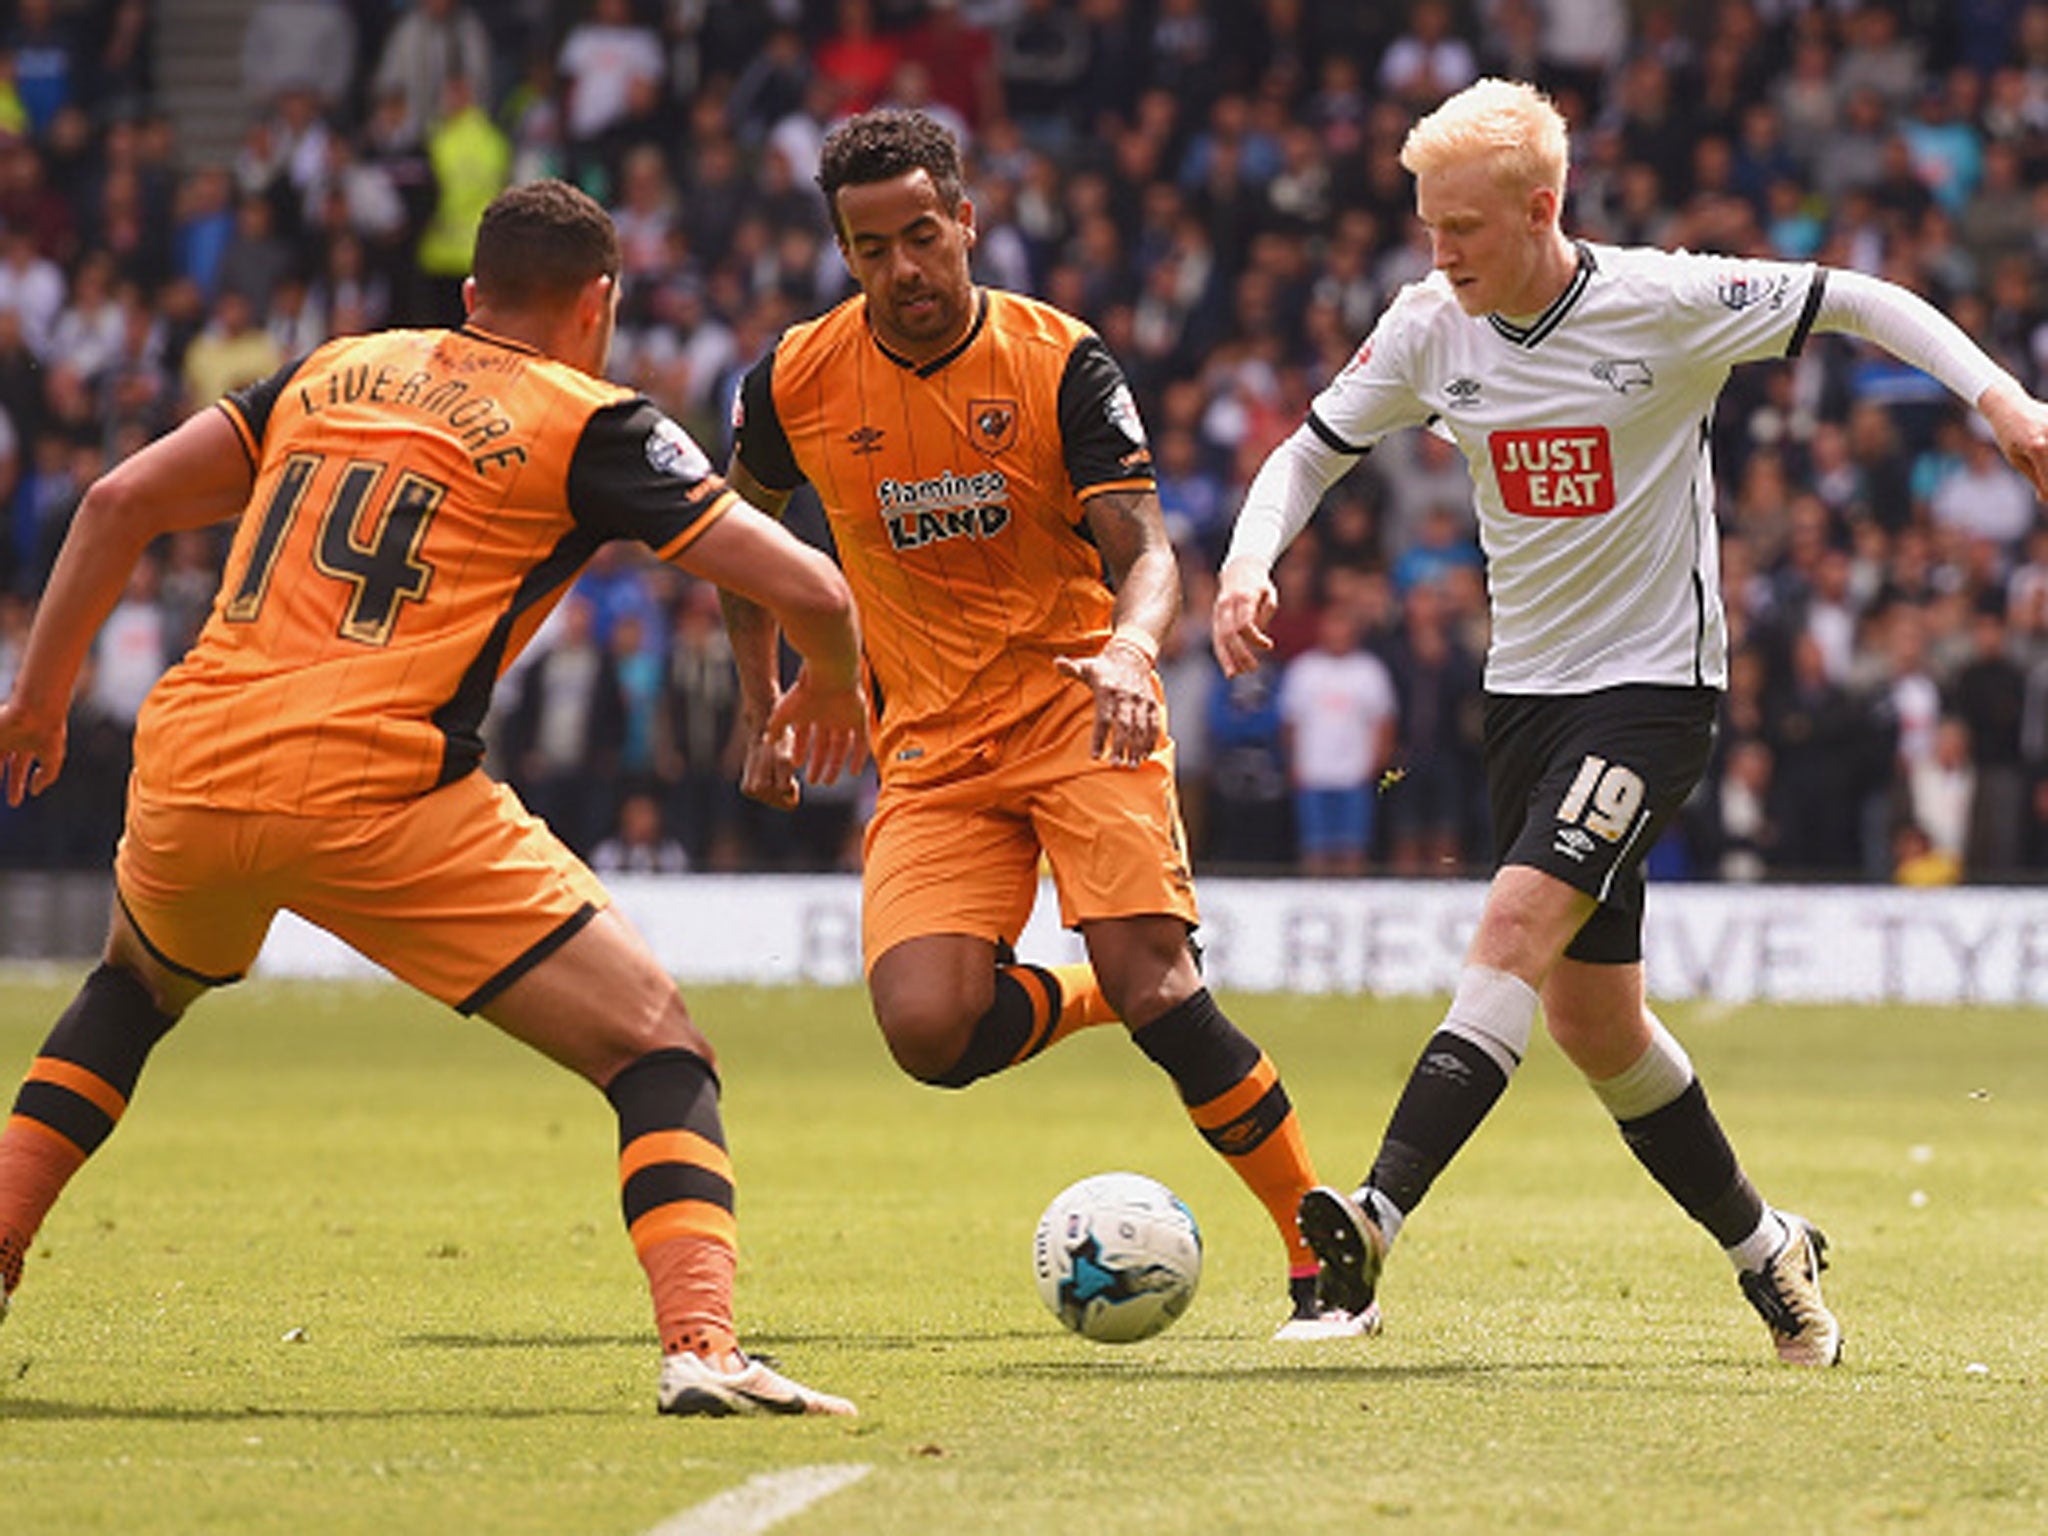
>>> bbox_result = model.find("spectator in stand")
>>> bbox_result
[371,0,493,149]
[240,0,355,119]
[997,0,1089,151]
[902,0,1001,134]
[413,72,509,326]
[592,788,690,876]
[180,288,282,410]
[1952,597,2030,877]
[1378,0,1477,112]
[814,0,900,118]
[0,225,63,361]
[557,0,665,186]
[507,593,624,860]
[1711,738,1778,882]
[1906,714,1977,876]
[1929,416,2041,554]
[3,0,81,138]
[1381,577,1482,874]
[212,193,295,316]
[1277,601,1398,877]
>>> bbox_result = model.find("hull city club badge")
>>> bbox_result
[968,398,1019,455]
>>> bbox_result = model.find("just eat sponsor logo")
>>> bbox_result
[1488,427,1616,516]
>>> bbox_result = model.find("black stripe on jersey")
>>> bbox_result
[734,348,804,495]
[1057,333,1156,493]
[566,400,728,546]
[430,524,605,787]
[221,353,314,458]
[866,290,991,378]
[1307,408,1372,455]
[1488,243,1596,349]
[457,901,600,1015]
[1786,268,1828,357]
[914,289,990,378]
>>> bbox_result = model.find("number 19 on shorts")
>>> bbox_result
[1556,754,1645,843]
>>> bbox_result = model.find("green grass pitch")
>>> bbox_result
[1,972,2043,1534]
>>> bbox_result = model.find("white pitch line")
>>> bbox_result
[643,1463,874,1536]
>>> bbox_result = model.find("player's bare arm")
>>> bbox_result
[673,497,868,790]
[1058,487,1177,766]
[715,458,812,808]
[0,408,255,805]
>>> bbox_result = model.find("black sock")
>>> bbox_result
[1129,988,1261,1108]
[1615,1079,1765,1247]
[1365,1030,1512,1215]
[927,967,1056,1088]
[10,964,179,1158]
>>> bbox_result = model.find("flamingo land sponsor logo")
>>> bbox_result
[1488,426,1616,517]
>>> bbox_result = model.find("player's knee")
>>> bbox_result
[876,1003,976,1086]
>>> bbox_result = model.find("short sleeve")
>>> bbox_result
[730,348,805,494]
[218,354,311,470]
[564,399,734,551]
[1661,251,1826,367]
[1055,335,1156,498]
[1306,285,1436,453]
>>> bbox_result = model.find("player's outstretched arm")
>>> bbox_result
[1059,488,1177,766]
[1814,268,2048,496]
[1212,422,1356,677]
[673,498,868,790]
[0,408,254,805]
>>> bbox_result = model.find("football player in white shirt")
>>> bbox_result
[1214,78,2048,1367]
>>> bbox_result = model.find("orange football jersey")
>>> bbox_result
[135,324,735,815]
[733,289,1155,783]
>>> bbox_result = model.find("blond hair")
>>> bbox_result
[1399,78,1569,197]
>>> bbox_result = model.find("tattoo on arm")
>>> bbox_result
[1083,488,1181,636]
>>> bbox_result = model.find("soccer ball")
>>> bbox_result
[1032,1172,1202,1343]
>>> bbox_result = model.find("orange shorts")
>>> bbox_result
[860,687,1199,972]
[114,771,609,1013]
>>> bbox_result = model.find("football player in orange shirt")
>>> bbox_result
[0,180,867,1416]
[723,110,1367,1340]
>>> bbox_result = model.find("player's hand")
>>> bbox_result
[737,722,799,809]
[1980,383,2048,501]
[0,698,66,807]
[1211,557,1278,678]
[766,663,870,789]
[1055,641,1160,766]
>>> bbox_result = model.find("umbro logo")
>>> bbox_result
[1553,826,1596,861]
[846,425,886,455]
[1445,377,1482,404]
[1592,358,1654,393]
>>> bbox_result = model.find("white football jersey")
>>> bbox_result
[1308,243,1824,693]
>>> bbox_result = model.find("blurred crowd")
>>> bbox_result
[1,0,2047,887]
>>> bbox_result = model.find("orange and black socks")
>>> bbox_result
[604,1047,737,1361]
[0,964,177,1294]
[929,960,1117,1087]
[1131,989,1319,1275]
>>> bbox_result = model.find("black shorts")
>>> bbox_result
[1483,684,1717,965]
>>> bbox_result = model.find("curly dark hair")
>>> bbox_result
[816,109,966,233]
[472,179,620,310]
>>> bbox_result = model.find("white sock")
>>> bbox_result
[1587,1014,1694,1121]
[1726,1207,1790,1273]
[1353,1184,1406,1248]
[1440,963,1539,1079]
